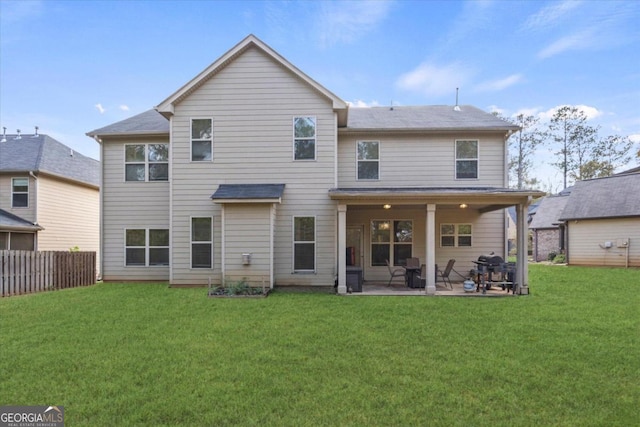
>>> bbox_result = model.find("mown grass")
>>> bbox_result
[1,265,638,426]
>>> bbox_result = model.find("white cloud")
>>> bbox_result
[95,103,106,114]
[119,105,130,111]
[475,74,523,92]
[537,29,596,59]
[538,104,602,121]
[347,100,381,108]
[317,0,392,47]
[522,0,583,31]
[396,62,474,98]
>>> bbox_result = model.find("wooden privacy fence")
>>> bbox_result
[1,251,96,297]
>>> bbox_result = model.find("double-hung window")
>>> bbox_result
[357,141,379,180]
[191,217,212,268]
[192,118,213,161]
[455,140,478,179]
[12,178,29,207]
[293,117,316,160]
[293,216,315,271]
[371,220,413,266]
[441,224,473,247]
[125,229,169,266]
[125,144,169,181]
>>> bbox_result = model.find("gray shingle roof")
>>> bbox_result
[0,134,99,187]
[211,184,286,200]
[87,109,169,137]
[559,174,640,220]
[345,106,518,131]
[529,193,571,229]
[0,208,43,231]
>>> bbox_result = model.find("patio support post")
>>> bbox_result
[516,201,529,295]
[337,204,347,294]
[425,204,436,295]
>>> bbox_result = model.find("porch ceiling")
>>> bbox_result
[328,187,545,211]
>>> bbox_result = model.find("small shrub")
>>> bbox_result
[547,251,557,261]
[553,253,566,264]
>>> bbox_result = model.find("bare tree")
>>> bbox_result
[506,114,547,189]
[548,106,599,188]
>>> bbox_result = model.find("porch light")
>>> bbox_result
[383,204,391,209]
[459,203,468,209]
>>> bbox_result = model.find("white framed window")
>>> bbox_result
[191,217,212,268]
[441,224,473,247]
[455,140,479,179]
[293,116,316,160]
[357,141,379,180]
[12,177,29,207]
[125,144,169,182]
[125,229,169,266]
[191,118,213,161]
[371,220,413,266]
[293,216,315,271]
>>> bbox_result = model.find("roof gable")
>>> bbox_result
[155,34,347,123]
[559,174,640,220]
[0,134,99,187]
[87,109,169,138]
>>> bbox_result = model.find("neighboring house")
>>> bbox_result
[87,35,542,294]
[558,173,640,267]
[529,189,571,262]
[0,131,100,261]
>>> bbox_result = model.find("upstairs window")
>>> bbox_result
[293,117,316,160]
[192,118,213,161]
[357,141,380,180]
[441,224,473,247]
[12,178,29,207]
[125,144,169,182]
[455,140,478,179]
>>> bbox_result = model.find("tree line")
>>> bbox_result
[499,106,635,192]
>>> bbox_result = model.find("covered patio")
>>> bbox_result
[331,187,544,296]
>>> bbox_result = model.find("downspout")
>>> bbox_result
[29,171,39,250]
[90,136,104,280]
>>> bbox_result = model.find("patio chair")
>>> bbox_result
[386,259,406,286]
[436,259,455,289]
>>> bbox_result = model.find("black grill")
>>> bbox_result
[476,254,505,271]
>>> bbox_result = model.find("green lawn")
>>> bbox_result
[1,264,638,426]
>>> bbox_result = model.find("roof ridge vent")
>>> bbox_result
[15,129,22,140]
[32,126,39,137]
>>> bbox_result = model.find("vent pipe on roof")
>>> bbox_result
[1,127,6,143]
[15,129,22,140]
[33,126,39,137]
[454,88,461,111]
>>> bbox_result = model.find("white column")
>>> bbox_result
[425,204,436,295]
[516,201,529,294]
[337,204,347,294]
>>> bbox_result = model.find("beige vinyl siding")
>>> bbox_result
[338,133,506,188]
[101,137,170,281]
[568,218,640,267]
[0,174,37,222]
[345,207,504,282]
[222,204,271,286]
[169,46,337,286]
[36,175,99,260]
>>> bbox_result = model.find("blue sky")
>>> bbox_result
[1,0,639,190]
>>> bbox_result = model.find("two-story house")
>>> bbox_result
[88,35,542,294]
[0,131,99,257]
